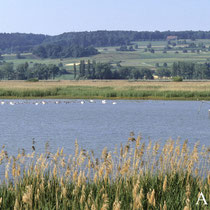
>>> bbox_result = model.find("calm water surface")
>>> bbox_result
[0,99,209,156]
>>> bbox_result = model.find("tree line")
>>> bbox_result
[0,62,67,80]
[171,62,210,79]
[77,60,210,80]
[2,30,210,54]
[156,62,210,79]
[33,44,99,59]
[43,31,210,47]
[1,60,210,81]
[0,33,47,53]
[74,60,154,80]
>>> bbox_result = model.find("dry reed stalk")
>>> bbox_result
[163,175,167,192]
[14,198,20,210]
[163,201,167,210]
[101,193,109,210]
[91,203,97,210]
[87,190,93,206]
[22,185,33,209]
[80,185,86,205]
[147,189,156,207]
[113,197,121,210]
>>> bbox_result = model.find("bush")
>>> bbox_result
[26,78,39,82]
[172,76,183,82]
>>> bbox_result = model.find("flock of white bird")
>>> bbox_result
[0,100,117,106]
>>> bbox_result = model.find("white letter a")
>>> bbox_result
[196,192,208,205]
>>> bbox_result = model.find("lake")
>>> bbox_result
[0,99,209,157]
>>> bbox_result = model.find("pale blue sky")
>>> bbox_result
[1,0,210,35]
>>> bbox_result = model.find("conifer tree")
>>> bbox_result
[92,60,96,79]
[82,60,85,77]
[74,63,76,79]
[87,60,91,78]
[79,60,82,77]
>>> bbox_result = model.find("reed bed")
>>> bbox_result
[0,137,209,209]
[1,80,210,91]
[1,80,210,99]
[1,86,210,100]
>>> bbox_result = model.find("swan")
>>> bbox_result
[102,100,107,104]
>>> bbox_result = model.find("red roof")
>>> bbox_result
[166,36,177,40]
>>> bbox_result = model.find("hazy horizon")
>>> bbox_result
[1,0,210,35]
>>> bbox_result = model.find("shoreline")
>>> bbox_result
[0,96,210,101]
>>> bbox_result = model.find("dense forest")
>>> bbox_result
[1,30,210,55]
[33,45,99,59]
[42,30,210,47]
[0,33,47,53]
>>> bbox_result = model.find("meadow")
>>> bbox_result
[1,80,210,100]
[0,137,209,209]
[2,39,210,73]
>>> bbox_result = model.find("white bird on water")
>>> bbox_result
[102,100,107,104]
[89,100,94,103]
[1,101,5,105]
[81,101,85,104]
[42,101,46,105]
[35,102,39,105]
[10,102,14,106]
[112,102,117,105]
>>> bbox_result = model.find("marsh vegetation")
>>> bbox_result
[1,80,210,99]
[0,137,209,209]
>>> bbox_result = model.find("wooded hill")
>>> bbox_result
[1,30,210,57]
[0,33,47,53]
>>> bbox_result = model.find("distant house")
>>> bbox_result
[166,36,178,41]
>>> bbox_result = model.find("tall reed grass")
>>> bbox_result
[0,137,209,209]
[1,80,210,99]
[1,86,210,100]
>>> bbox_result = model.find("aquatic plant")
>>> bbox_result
[0,137,209,209]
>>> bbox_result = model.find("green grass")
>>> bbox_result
[56,74,75,80]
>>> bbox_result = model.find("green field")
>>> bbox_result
[2,39,210,74]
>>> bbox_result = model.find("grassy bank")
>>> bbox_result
[1,80,210,100]
[0,138,209,209]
